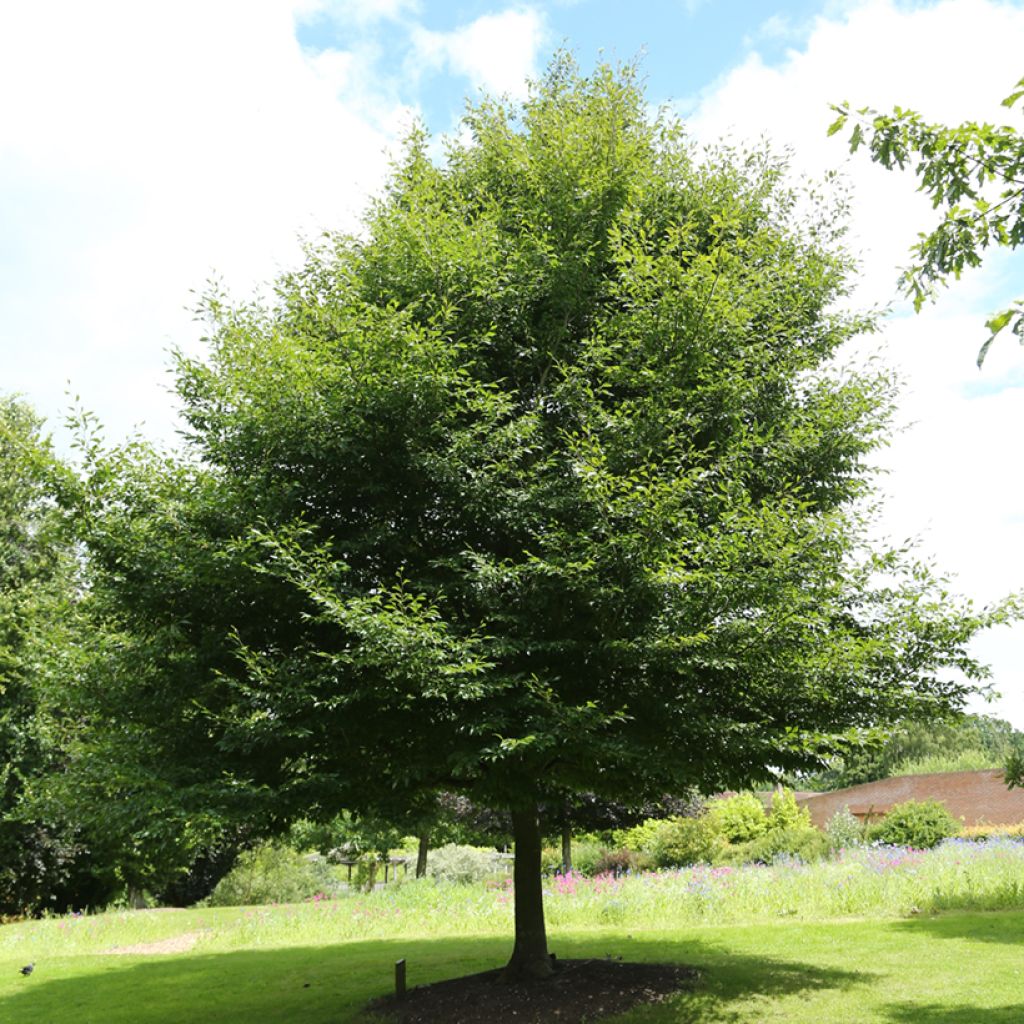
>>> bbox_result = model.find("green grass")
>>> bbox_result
[6,842,1024,1022]
[3,905,1024,1022]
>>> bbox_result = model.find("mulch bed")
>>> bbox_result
[367,958,700,1024]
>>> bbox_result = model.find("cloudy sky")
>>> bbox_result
[2,0,1023,723]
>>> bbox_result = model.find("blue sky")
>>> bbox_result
[294,0,833,128]
[1,0,1023,723]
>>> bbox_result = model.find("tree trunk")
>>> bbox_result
[416,832,429,879]
[504,801,553,981]
[561,818,572,875]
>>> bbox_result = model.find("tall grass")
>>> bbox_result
[547,838,1024,926]
[5,838,1024,965]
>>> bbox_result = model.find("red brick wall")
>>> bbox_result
[795,770,1024,829]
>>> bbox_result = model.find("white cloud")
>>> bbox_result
[687,0,1024,724]
[411,7,546,98]
[0,0,412,445]
[318,0,420,22]
[742,12,803,47]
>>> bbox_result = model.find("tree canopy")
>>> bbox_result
[0,397,98,913]
[829,75,1024,364]
[59,58,1007,977]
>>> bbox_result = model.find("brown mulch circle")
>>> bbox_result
[367,958,700,1024]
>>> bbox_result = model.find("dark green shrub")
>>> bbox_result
[157,843,244,907]
[867,799,960,849]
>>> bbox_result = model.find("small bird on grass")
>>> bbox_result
[19,963,34,976]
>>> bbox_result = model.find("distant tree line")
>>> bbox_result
[793,713,1024,792]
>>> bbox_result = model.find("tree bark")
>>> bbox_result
[504,801,553,981]
[561,816,572,875]
[415,832,429,879]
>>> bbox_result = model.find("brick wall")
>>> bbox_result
[795,769,1024,829]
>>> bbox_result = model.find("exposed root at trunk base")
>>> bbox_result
[500,951,555,983]
[366,957,699,1024]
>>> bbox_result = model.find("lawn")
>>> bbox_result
[2,904,1024,1023]
[6,842,1024,1022]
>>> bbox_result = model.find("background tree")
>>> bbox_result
[794,713,1024,791]
[829,75,1024,364]
[61,58,1007,980]
[0,397,108,914]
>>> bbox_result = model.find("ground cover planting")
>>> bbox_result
[3,840,1024,1022]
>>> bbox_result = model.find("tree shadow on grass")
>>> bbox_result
[889,909,1024,947]
[561,934,870,1024]
[0,933,869,1024]
[881,1003,1024,1024]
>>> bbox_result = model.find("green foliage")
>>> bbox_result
[707,794,769,844]
[0,396,108,914]
[155,841,245,908]
[649,816,722,868]
[565,839,607,876]
[893,748,1000,776]
[426,844,501,884]
[592,847,652,875]
[721,826,830,866]
[800,713,1024,791]
[867,799,960,849]
[711,789,821,864]
[540,845,561,875]
[206,842,340,906]
[1004,747,1024,790]
[541,839,609,876]
[612,819,664,855]
[830,78,1024,364]
[352,855,382,892]
[767,789,812,832]
[824,806,865,849]
[611,815,721,867]
[289,812,405,860]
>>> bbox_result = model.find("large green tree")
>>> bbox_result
[829,75,1024,364]
[64,60,1005,979]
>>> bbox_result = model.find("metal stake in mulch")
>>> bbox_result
[395,958,407,1001]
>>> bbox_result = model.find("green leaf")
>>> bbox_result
[984,308,1014,336]
[976,333,996,368]
[1000,77,1024,108]
[826,112,848,137]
